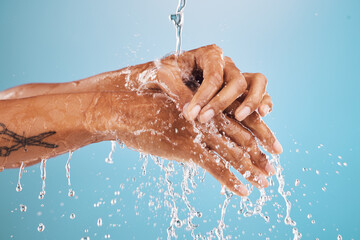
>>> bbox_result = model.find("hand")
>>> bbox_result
[90,91,271,196]
[161,45,273,122]
[112,45,281,155]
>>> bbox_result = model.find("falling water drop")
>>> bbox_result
[70,213,76,219]
[97,218,103,227]
[68,189,75,197]
[65,151,73,186]
[295,179,300,186]
[20,204,27,212]
[39,159,47,199]
[337,234,342,240]
[16,162,25,192]
[37,223,45,232]
[105,141,116,164]
[80,237,90,240]
[140,153,148,176]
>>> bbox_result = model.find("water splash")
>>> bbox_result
[38,159,47,199]
[213,188,233,240]
[170,0,186,55]
[140,153,148,176]
[271,154,296,227]
[180,163,202,237]
[16,162,25,192]
[105,141,116,164]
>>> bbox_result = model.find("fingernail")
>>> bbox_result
[188,105,201,120]
[199,109,215,123]
[265,163,276,175]
[236,106,251,121]
[183,103,189,118]
[234,184,249,196]
[262,105,270,116]
[273,139,283,154]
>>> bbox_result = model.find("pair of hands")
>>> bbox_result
[105,44,282,196]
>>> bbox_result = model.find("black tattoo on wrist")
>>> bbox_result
[0,123,58,157]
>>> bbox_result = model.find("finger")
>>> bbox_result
[225,101,283,154]
[242,111,283,154]
[184,45,225,121]
[234,73,267,121]
[198,57,247,123]
[195,147,249,196]
[198,122,269,188]
[258,92,273,117]
[216,115,276,176]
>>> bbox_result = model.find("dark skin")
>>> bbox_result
[0,45,282,196]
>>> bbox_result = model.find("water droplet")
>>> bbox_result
[70,213,76,219]
[105,141,116,164]
[80,237,90,240]
[68,189,75,197]
[337,234,342,240]
[295,179,300,186]
[97,218,103,227]
[37,223,45,232]
[38,191,45,200]
[175,219,182,228]
[311,219,315,224]
[20,204,27,212]
[16,183,23,192]
[110,199,117,205]
[307,214,312,219]
[322,187,327,192]
[16,162,25,192]
[39,159,47,199]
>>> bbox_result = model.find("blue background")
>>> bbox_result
[0,0,359,239]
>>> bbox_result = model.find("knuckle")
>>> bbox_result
[254,73,268,85]
[208,72,223,89]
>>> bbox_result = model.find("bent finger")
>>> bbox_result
[198,57,247,123]
[184,45,225,121]
[258,92,273,117]
[234,73,267,121]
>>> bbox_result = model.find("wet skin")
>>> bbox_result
[0,45,282,196]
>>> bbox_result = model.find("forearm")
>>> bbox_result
[0,92,115,169]
[0,62,154,100]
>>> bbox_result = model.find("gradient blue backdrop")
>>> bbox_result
[0,0,359,239]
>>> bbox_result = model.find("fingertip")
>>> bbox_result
[235,106,251,121]
[258,174,269,188]
[199,109,215,123]
[187,104,201,121]
[273,139,283,154]
[260,105,270,117]
[265,162,276,176]
[234,184,249,196]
